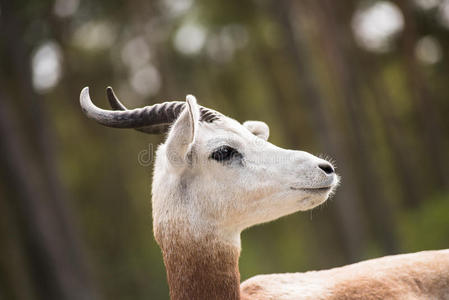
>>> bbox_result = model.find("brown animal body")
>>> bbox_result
[241,249,449,300]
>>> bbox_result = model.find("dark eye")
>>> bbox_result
[210,146,240,162]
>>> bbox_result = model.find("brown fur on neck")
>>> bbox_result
[155,223,241,300]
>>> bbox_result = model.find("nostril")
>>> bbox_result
[319,163,334,175]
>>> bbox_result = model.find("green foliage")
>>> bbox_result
[400,192,449,251]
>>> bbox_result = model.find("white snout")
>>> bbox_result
[316,160,337,187]
[288,153,339,192]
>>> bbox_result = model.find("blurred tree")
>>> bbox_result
[1,0,449,299]
[0,1,98,299]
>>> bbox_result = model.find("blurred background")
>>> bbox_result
[1,0,449,299]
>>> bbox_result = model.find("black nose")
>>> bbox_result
[319,163,334,175]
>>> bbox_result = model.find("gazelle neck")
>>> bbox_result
[155,223,241,300]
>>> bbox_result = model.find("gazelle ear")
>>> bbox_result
[165,95,200,166]
[243,121,270,141]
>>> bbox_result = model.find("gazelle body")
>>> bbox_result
[80,87,449,300]
[241,249,449,300]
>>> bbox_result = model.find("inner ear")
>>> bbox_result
[186,95,200,144]
[165,95,200,167]
[243,121,270,141]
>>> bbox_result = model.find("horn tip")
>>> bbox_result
[106,86,114,98]
[79,86,94,116]
[80,86,90,103]
[106,86,127,110]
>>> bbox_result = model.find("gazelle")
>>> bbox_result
[80,87,449,300]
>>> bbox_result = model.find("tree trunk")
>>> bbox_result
[267,0,367,261]
[0,1,98,299]
[396,1,449,190]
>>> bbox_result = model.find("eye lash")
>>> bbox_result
[209,146,242,163]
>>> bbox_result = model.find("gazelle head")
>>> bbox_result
[80,87,339,246]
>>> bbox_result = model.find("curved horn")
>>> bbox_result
[106,87,127,110]
[105,87,221,132]
[80,87,185,134]
[105,87,176,134]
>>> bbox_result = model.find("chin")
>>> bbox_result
[298,193,330,211]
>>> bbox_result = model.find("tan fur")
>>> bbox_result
[155,221,241,300]
[241,249,449,300]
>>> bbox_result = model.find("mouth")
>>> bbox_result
[290,186,332,194]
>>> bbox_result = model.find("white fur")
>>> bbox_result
[243,121,270,141]
[151,96,338,248]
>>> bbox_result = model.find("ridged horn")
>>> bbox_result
[80,87,186,134]
[104,86,221,134]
